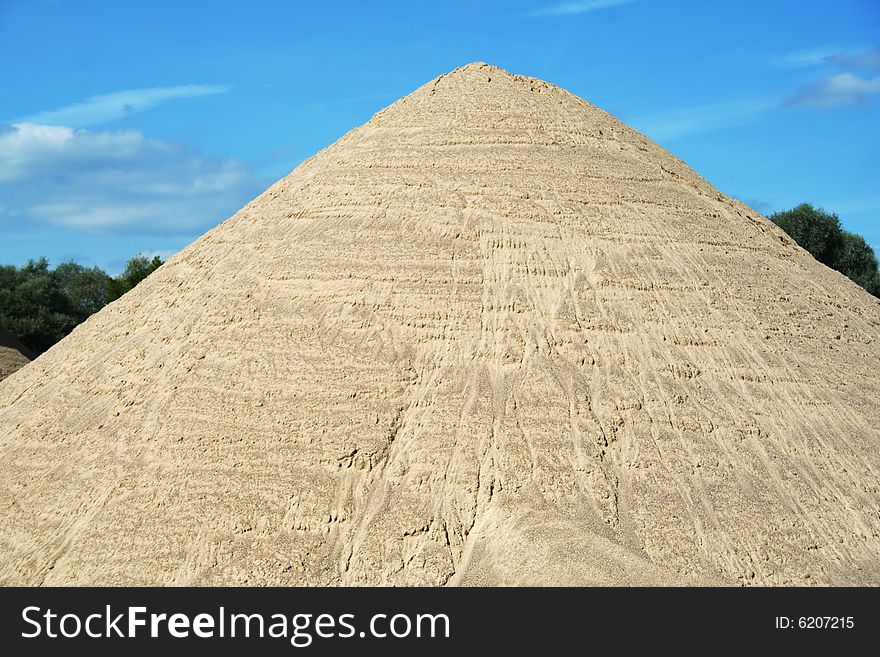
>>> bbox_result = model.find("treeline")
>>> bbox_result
[770,203,880,297]
[0,255,163,355]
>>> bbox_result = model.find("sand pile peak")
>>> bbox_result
[0,63,878,586]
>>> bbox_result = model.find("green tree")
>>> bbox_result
[0,253,165,355]
[0,258,79,354]
[108,254,164,301]
[770,203,844,267]
[837,231,880,296]
[53,262,115,320]
[770,203,879,298]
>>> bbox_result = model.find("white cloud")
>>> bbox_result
[628,99,772,142]
[786,73,880,108]
[0,123,168,183]
[530,0,637,17]
[19,84,229,128]
[0,122,264,233]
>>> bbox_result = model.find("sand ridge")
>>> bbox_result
[0,63,878,586]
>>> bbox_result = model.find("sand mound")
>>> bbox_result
[0,328,32,382]
[1,63,878,586]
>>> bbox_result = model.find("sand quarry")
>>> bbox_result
[0,328,31,383]
[0,328,34,384]
[0,63,878,586]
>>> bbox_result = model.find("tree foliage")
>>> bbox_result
[0,258,78,354]
[109,255,163,302]
[770,203,879,297]
[836,231,880,296]
[0,254,164,355]
[54,262,115,318]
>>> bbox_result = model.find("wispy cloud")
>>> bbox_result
[786,73,880,108]
[628,98,772,142]
[779,45,880,70]
[827,47,880,70]
[530,0,637,17]
[779,45,880,109]
[18,84,230,128]
[0,122,263,233]
[778,48,840,69]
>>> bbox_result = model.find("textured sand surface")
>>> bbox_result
[1,63,878,586]
[0,329,31,382]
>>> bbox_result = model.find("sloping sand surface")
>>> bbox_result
[1,63,878,585]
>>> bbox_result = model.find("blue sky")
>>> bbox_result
[1,0,878,273]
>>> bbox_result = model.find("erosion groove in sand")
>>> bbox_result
[1,63,878,586]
